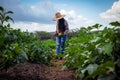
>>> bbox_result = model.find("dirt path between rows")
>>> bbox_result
[0,60,76,80]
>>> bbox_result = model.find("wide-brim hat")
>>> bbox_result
[53,12,65,21]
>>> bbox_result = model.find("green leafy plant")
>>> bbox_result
[63,22,120,80]
[0,6,14,26]
[0,6,54,70]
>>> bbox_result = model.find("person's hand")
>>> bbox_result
[54,31,58,36]
[63,32,67,35]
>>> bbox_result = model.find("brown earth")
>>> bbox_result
[0,60,76,80]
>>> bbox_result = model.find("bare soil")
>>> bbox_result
[0,60,76,80]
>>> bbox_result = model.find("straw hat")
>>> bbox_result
[53,12,65,21]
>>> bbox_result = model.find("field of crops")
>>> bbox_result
[0,6,120,80]
[63,22,120,80]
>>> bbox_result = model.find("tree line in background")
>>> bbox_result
[35,29,81,40]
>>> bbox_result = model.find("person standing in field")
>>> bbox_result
[53,12,69,59]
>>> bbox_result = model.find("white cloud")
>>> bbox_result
[60,10,94,29]
[100,0,120,21]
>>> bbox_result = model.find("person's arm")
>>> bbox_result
[54,21,59,36]
[64,20,69,35]
[56,21,59,33]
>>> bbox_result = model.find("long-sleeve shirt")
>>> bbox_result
[56,19,69,35]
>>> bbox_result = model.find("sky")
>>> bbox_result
[0,0,120,32]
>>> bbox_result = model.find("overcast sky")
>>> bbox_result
[0,0,120,32]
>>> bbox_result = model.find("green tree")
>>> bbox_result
[0,6,14,26]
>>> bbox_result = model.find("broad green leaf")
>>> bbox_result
[0,6,4,12]
[92,23,102,29]
[84,64,98,75]
[91,61,114,76]
[103,43,113,55]
[90,37,100,43]
[5,11,13,14]
[21,51,28,60]
[97,74,115,80]
[109,21,120,27]
[5,16,14,23]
